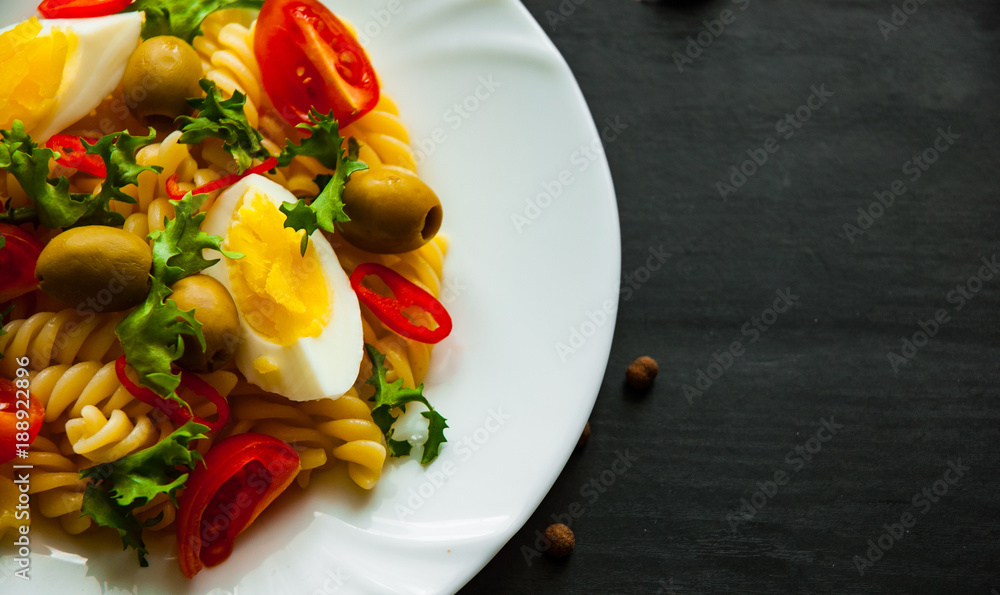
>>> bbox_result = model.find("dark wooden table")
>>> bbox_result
[462,1,1000,593]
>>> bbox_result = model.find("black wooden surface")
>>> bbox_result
[461,1,1000,593]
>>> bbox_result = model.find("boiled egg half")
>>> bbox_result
[201,174,364,401]
[0,12,142,140]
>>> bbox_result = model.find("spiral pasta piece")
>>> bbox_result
[30,361,150,424]
[224,387,386,489]
[65,407,160,463]
[194,12,279,137]
[303,394,387,489]
[134,492,178,531]
[342,95,417,173]
[122,197,177,240]
[21,436,91,534]
[0,310,125,378]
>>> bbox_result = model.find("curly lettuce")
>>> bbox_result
[80,421,209,566]
[276,110,367,254]
[365,344,448,463]
[115,192,241,406]
[178,79,269,174]
[0,122,158,228]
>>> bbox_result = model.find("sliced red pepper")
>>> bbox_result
[177,433,300,577]
[45,135,107,177]
[1,224,45,303]
[37,0,133,19]
[165,157,278,201]
[114,356,230,432]
[165,175,185,201]
[349,262,453,344]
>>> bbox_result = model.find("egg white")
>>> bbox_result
[201,174,364,402]
[0,12,142,140]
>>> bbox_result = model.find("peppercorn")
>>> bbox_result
[626,355,658,389]
[544,523,575,558]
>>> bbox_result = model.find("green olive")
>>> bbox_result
[36,226,152,312]
[338,166,443,254]
[169,275,241,373]
[122,36,203,120]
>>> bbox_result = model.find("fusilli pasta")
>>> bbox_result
[342,95,417,173]
[17,436,91,534]
[0,310,125,378]
[222,386,386,489]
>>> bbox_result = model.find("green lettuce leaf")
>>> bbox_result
[148,188,240,287]
[128,0,266,42]
[115,279,203,403]
[80,484,155,566]
[114,191,240,403]
[279,199,320,256]
[80,421,208,566]
[365,344,448,464]
[77,129,163,225]
[178,79,269,174]
[277,110,360,171]
[77,130,161,227]
[0,122,102,228]
[277,111,367,253]
[0,122,160,228]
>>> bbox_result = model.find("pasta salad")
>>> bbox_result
[0,0,451,578]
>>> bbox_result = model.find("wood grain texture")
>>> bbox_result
[461,0,1000,593]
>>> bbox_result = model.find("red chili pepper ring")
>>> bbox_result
[349,262,453,344]
[165,156,278,201]
[45,135,107,177]
[114,356,230,432]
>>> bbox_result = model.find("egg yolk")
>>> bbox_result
[0,18,75,135]
[225,191,331,345]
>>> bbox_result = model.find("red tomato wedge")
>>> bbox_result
[254,0,380,127]
[0,224,45,303]
[177,433,300,578]
[0,378,45,466]
[37,0,133,19]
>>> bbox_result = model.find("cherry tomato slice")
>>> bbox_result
[0,378,45,466]
[0,224,45,304]
[255,0,380,127]
[37,0,133,19]
[45,135,107,178]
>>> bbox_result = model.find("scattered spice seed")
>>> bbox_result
[626,355,658,389]
[544,523,575,558]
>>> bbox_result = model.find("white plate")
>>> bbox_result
[0,0,620,593]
